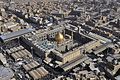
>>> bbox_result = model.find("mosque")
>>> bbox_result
[21,22,101,71]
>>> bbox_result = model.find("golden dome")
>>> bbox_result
[55,32,64,43]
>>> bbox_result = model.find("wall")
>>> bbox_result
[62,49,81,63]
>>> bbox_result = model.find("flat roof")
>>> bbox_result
[0,28,35,42]
[93,42,114,54]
